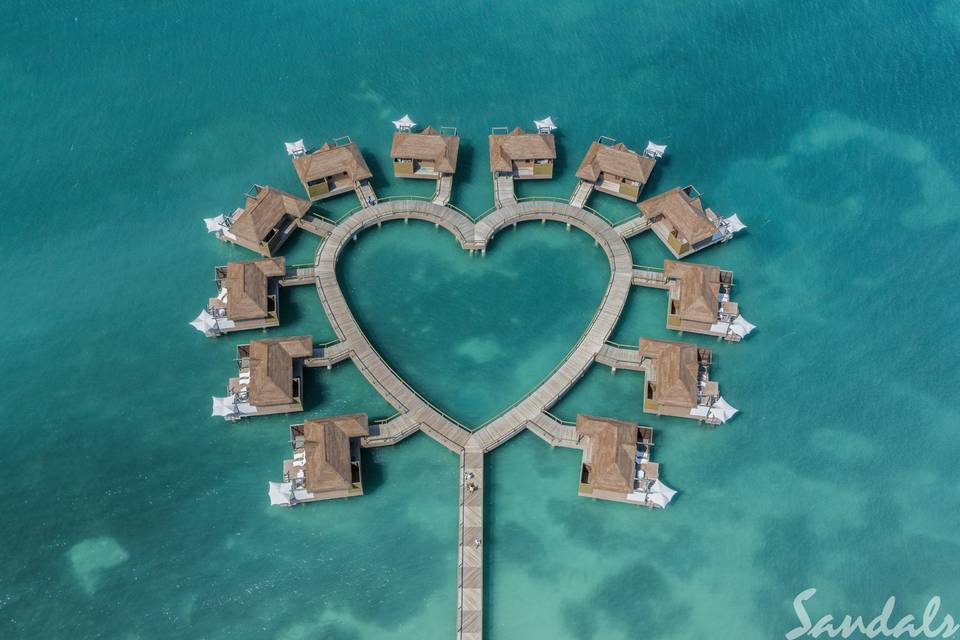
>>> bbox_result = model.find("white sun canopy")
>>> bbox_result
[730,315,756,338]
[533,116,557,132]
[212,395,237,417]
[708,396,739,423]
[268,481,294,506]
[648,479,677,507]
[644,141,668,158]
[725,214,747,233]
[392,114,416,131]
[202,214,237,241]
[284,139,306,156]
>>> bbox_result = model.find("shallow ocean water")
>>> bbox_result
[2,1,960,638]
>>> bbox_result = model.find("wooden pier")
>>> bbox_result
[433,174,454,206]
[631,266,669,288]
[355,180,378,208]
[457,446,484,640]
[307,197,637,638]
[492,175,516,208]
[569,180,594,209]
[279,264,318,287]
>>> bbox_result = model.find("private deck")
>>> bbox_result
[205,182,743,635]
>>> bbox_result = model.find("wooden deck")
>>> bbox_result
[595,342,646,372]
[303,341,351,368]
[307,198,641,639]
[433,174,454,206]
[492,175,516,208]
[457,446,484,640]
[614,215,653,239]
[355,180,378,208]
[631,266,669,289]
[280,264,317,287]
[569,180,593,209]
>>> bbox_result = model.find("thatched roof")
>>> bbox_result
[576,414,638,495]
[488,127,556,172]
[638,338,703,408]
[229,186,311,244]
[638,187,719,245]
[390,126,460,173]
[292,141,372,184]
[576,141,655,183]
[224,257,285,321]
[300,414,369,493]
[247,335,312,405]
[663,260,722,325]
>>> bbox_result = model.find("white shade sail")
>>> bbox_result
[644,141,668,158]
[708,396,739,423]
[284,139,306,156]
[190,310,216,334]
[211,396,237,417]
[392,114,416,130]
[730,315,756,338]
[268,481,294,506]
[533,116,557,132]
[725,213,747,233]
[202,214,237,241]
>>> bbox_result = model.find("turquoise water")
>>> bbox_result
[2,1,960,638]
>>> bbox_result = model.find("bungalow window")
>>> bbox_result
[292,377,301,401]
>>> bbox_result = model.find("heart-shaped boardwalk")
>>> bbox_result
[312,198,644,639]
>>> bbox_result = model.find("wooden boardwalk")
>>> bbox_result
[303,340,351,368]
[280,264,317,287]
[433,174,454,205]
[569,180,593,209]
[355,180,378,208]
[457,446,484,640]
[298,214,335,238]
[310,198,637,639]
[595,342,645,372]
[493,175,516,208]
[631,266,669,288]
[614,214,653,239]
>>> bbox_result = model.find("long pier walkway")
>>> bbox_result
[457,446,484,640]
[311,198,636,639]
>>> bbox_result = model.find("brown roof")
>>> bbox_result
[292,141,372,185]
[247,335,312,406]
[300,414,369,493]
[663,260,722,325]
[576,414,638,495]
[224,257,285,321]
[229,186,311,245]
[488,127,556,172]
[638,338,703,408]
[638,187,719,245]
[576,141,655,183]
[390,126,460,174]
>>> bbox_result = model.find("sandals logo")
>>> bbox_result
[787,589,960,639]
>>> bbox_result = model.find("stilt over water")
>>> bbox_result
[201,130,748,638]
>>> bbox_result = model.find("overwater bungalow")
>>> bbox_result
[204,185,311,257]
[390,126,460,179]
[269,413,370,506]
[292,137,373,202]
[212,335,313,421]
[638,338,737,424]
[191,257,285,337]
[662,260,755,341]
[575,138,656,202]
[575,414,676,508]
[489,127,556,179]
[637,185,745,258]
